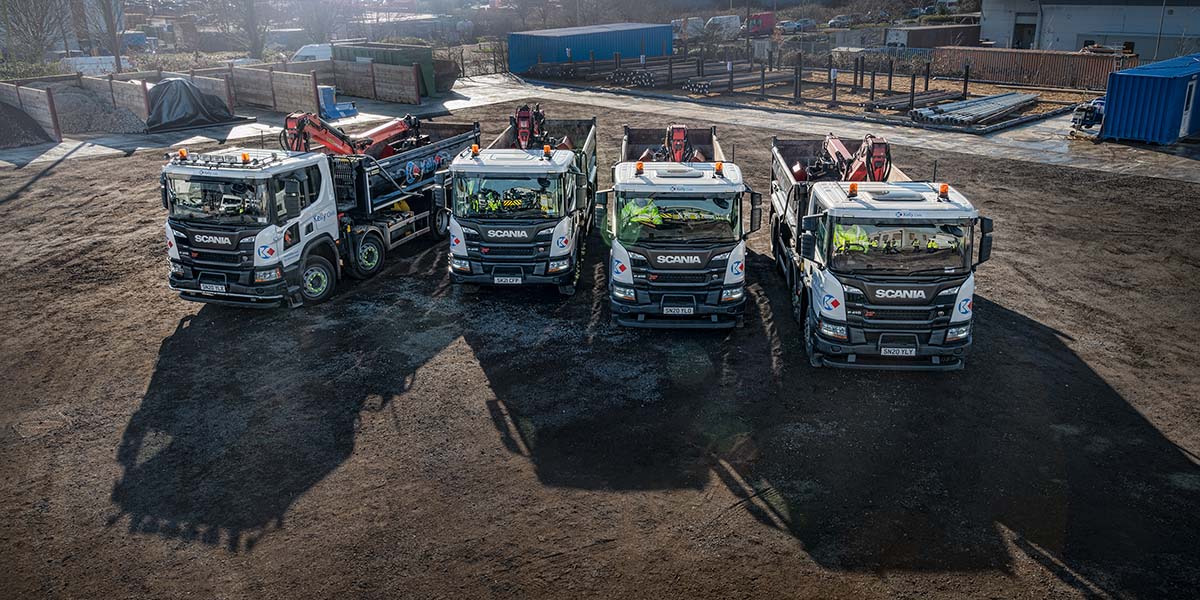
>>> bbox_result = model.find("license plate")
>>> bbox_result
[881,347,916,357]
[663,306,694,315]
[493,276,522,285]
[200,283,227,293]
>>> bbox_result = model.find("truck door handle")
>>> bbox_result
[305,223,314,234]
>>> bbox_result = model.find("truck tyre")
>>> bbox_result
[351,234,386,279]
[300,255,337,305]
[791,277,805,324]
[429,208,450,240]
[804,314,823,368]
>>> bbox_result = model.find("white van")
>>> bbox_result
[705,15,742,41]
[291,43,332,62]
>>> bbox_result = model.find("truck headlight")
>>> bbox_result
[938,286,960,297]
[547,258,571,273]
[946,323,971,341]
[819,321,848,341]
[255,267,282,283]
[168,260,183,275]
[612,284,636,302]
[721,286,744,302]
[712,251,731,261]
[450,257,471,272]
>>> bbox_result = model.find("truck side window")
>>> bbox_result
[302,165,323,209]
[814,218,828,262]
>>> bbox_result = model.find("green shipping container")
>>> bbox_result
[332,43,438,97]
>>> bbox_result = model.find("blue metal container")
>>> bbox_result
[508,23,673,74]
[1100,53,1200,145]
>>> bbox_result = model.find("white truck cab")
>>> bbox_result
[446,117,597,296]
[793,181,993,369]
[163,148,341,307]
[597,159,762,328]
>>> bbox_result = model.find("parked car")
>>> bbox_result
[907,8,923,18]
[828,15,853,28]
[777,18,816,34]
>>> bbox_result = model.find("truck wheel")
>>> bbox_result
[352,234,385,279]
[791,278,805,324]
[429,208,450,240]
[301,255,337,305]
[804,315,823,368]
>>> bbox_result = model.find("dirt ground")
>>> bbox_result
[1,99,1199,599]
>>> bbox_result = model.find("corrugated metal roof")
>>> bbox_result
[514,23,668,37]
[1116,53,1200,78]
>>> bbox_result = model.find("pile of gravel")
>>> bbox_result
[27,82,145,135]
[0,102,53,148]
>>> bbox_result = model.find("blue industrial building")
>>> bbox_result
[508,23,673,74]
[1101,53,1200,145]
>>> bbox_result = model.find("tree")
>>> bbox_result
[83,0,125,73]
[294,0,351,44]
[206,0,267,59]
[2,0,70,62]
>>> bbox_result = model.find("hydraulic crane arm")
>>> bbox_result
[281,113,424,159]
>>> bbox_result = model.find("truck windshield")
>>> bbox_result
[454,175,562,220]
[165,175,271,226]
[616,193,741,245]
[827,220,970,275]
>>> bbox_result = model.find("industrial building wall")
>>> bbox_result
[980,0,1040,48]
[982,0,1200,56]
[1039,4,1200,57]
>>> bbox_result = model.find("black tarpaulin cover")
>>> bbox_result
[146,78,236,132]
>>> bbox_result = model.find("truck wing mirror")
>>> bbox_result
[749,190,762,208]
[979,216,994,235]
[800,215,820,232]
[976,233,993,266]
[594,190,611,246]
[800,232,817,261]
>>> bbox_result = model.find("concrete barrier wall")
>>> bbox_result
[372,63,421,104]
[332,60,375,98]
[0,83,62,141]
[271,70,319,114]
[229,66,318,113]
[79,75,151,121]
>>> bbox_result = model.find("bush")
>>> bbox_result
[0,61,66,82]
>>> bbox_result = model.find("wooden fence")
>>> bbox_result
[931,47,1140,90]
[79,74,151,121]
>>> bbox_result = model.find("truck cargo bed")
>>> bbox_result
[621,125,724,162]
[333,121,479,214]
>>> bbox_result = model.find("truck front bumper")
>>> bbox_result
[610,292,746,329]
[449,257,576,287]
[812,330,972,371]
[168,263,301,308]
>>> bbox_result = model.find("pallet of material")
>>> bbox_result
[910,92,1040,126]
[868,90,963,112]
[685,69,791,95]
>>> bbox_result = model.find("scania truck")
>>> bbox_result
[769,136,993,369]
[162,120,479,307]
[446,109,597,296]
[595,125,762,328]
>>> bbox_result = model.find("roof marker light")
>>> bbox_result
[848,183,858,197]
[241,152,250,164]
[714,161,724,177]
[635,161,644,175]
[178,148,188,159]
[939,183,950,199]
[471,144,480,157]
[543,144,552,158]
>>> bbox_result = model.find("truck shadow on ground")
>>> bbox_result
[108,238,465,552]
[713,285,1200,596]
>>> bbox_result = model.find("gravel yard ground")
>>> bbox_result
[1,99,1198,599]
